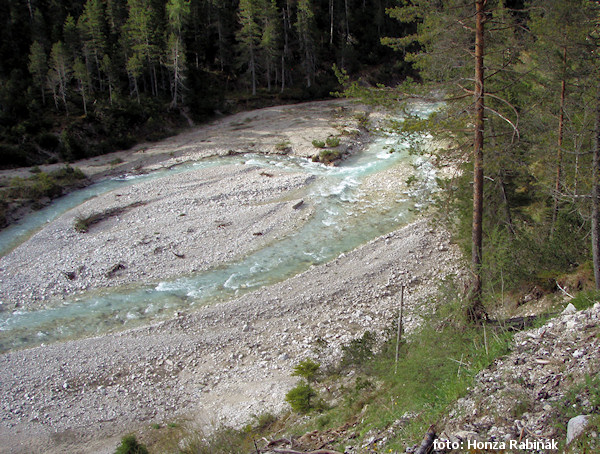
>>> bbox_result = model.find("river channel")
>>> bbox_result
[0,117,437,353]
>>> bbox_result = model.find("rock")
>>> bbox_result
[562,303,577,315]
[567,415,590,445]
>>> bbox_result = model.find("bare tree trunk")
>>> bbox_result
[250,47,256,96]
[329,0,334,45]
[469,0,487,322]
[281,3,290,93]
[592,80,600,289]
[344,0,350,43]
[551,46,568,237]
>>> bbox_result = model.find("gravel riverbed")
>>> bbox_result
[0,100,463,453]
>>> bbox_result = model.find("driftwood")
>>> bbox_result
[415,425,436,454]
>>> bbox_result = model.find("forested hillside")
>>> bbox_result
[338,0,600,303]
[0,0,408,167]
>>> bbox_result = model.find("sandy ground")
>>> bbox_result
[0,100,464,453]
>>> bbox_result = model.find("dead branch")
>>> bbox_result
[556,281,575,299]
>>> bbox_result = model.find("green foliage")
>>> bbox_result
[285,381,317,414]
[114,434,149,454]
[341,331,375,369]
[325,136,340,147]
[570,290,600,311]
[311,139,326,148]
[2,166,86,206]
[275,140,291,152]
[291,359,320,382]
[316,150,341,165]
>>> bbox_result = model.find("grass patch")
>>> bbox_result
[275,140,291,152]
[569,289,600,311]
[311,139,326,148]
[109,157,125,166]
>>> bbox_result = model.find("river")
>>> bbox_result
[0,110,437,353]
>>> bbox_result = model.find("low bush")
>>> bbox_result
[114,435,149,454]
[325,136,340,147]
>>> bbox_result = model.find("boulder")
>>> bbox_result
[566,415,590,445]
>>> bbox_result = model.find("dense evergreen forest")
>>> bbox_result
[0,0,409,167]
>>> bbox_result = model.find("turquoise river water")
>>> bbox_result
[0,119,437,353]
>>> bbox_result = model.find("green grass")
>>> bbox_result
[570,289,600,311]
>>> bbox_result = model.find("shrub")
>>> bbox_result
[292,359,320,382]
[275,140,291,152]
[325,136,340,147]
[341,331,375,369]
[285,381,317,414]
[114,434,149,454]
[311,139,326,148]
[318,150,341,164]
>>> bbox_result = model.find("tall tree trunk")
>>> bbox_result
[329,0,334,45]
[250,47,256,96]
[469,0,487,322]
[551,46,568,237]
[281,3,290,93]
[344,0,350,43]
[592,79,600,289]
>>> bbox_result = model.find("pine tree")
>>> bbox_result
[124,0,162,98]
[260,0,280,91]
[296,0,316,88]
[47,41,72,113]
[73,57,91,114]
[78,0,108,90]
[28,41,48,105]
[383,0,530,319]
[165,0,190,107]
[237,0,262,95]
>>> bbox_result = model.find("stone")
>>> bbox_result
[562,303,577,315]
[567,415,590,445]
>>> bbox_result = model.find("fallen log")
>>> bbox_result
[415,425,436,454]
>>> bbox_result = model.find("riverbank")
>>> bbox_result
[0,100,366,233]
[0,218,463,454]
[0,100,463,453]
